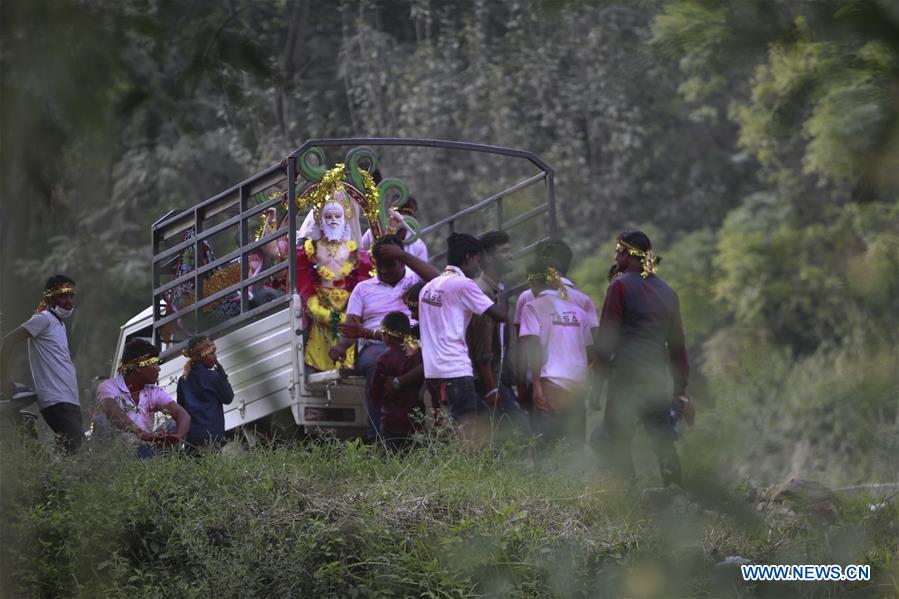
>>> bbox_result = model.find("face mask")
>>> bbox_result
[51,305,74,319]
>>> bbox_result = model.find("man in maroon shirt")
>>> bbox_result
[593,231,689,487]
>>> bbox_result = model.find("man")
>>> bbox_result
[466,231,528,431]
[176,335,234,448]
[0,275,83,454]
[330,234,439,440]
[92,339,191,456]
[514,240,599,403]
[361,196,429,262]
[419,233,506,437]
[593,230,689,487]
[519,259,593,444]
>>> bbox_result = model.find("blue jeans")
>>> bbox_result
[358,342,388,440]
[434,376,488,422]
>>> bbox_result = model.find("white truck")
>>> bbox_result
[113,138,558,440]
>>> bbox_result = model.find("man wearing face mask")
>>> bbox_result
[0,275,83,454]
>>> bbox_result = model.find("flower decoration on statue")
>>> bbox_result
[616,240,657,279]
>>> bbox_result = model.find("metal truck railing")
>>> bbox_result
[152,138,557,355]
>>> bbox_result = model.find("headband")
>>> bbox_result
[527,266,568,299]
[616,239,656,279]
[118,354,159,374]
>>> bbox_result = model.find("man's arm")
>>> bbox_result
[667,295,689,396]
[376,243,440,282]
[467,314,499,406]
[97,398,157,442]
[594,281,624,370]
[161,401,191,441]
[212,364,235,405]
[520,335,547,412]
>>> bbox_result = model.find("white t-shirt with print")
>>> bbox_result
[419,266,494,379]
[347,271,421,331]
[518,289,593,390]
[514,277,599,329]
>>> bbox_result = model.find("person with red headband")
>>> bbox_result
[0,275,83,454]
[91,339,191,456]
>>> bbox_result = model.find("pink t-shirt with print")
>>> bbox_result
[419,266,493,379]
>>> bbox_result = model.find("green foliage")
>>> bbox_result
[2,437,897,598]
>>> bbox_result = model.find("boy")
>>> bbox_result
[519,260,593,445]
[369,312,425,451]
[176,335,234,448]
[93,339,191,456]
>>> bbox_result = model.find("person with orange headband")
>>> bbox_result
[593,230,690,487]
[0,275,83,454]
[176,335,234,448]
[91,339,191,456]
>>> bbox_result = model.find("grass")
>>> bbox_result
[0,429,897,598]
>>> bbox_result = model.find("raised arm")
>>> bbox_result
[376,243,440,282]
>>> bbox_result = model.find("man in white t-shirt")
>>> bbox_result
[419,233,507,431]
[0,275,83,454]
[331,234,439,440]
[519,260,593,444]
[514,240,598,404]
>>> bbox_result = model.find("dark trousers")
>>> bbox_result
[40,402,83,454]
[600,386,682,487]
[533,380,585,445]
[475,380,529,433]
[429,376,488,422]
[358,343,388,441]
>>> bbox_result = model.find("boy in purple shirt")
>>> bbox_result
[369,312,425,451]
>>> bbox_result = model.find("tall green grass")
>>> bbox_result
[1,432,896,598]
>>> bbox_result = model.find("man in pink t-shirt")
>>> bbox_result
[519,260,593,444]
[92,339,191,456]
[419,233,507,430]
[514,240,598,406]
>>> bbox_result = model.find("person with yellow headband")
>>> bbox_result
[176,335,234,449]
[1,275,83,454]
[592,230,690,487]
[519,259,594,446]
[92,339,191,456]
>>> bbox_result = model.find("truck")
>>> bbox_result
[113,138,558,442]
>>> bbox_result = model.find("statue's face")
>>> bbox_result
[321,202,346,241]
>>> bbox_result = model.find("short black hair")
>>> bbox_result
[121,339,159,364]
[526,255,552,277]
[536,240,573,275]
[381,311,411,336]
[404,282,424,304]
[446,233,481,267]
[618,230,652,252]
[44,274,75,292]
[371,234,404,262]
[479,230,510,256]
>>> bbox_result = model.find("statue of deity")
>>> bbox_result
[295,188,372,371]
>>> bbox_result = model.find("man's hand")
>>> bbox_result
[483,388,499,409]
[375,242,406,263]
[382,375,398,401]
[328,346,348,363]
[532,382,550,413]
[136,429,157,443]
[338,320,367,340]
